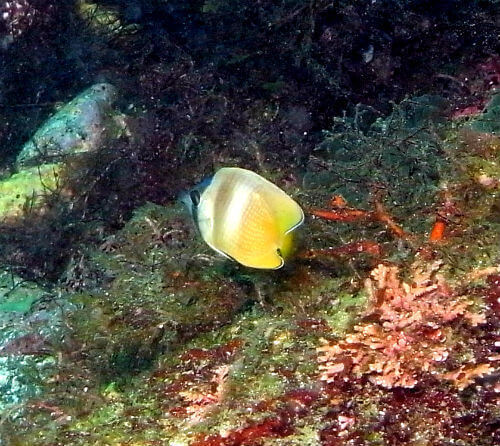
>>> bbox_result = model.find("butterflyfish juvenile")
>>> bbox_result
[184,167,304,269]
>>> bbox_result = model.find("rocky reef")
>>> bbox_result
[0,1,499,445]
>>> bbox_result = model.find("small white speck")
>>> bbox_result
[362,44,374,63]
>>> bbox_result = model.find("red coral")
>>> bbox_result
[317,261,486,389]
[311,195,411,240]
[441,363,494,390]
[158,339,244,424]
[177,364,230,424]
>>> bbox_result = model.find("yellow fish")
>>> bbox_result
[184,167,304,269]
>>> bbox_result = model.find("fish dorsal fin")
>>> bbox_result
[250,174,304,235]
[218,167,303,234]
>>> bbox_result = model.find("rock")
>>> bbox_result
[0,163,62,219]
[16,83,126,167]
[0,270,67,413]
[468,92,500,134]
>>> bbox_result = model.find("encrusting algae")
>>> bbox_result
[2,2,500,445]
[317,261,488,389]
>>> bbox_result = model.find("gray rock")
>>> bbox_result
[16,83,125,167]
[0,271,70,413]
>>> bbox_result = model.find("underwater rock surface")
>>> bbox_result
[1,1,500,445]
[16,83,125,167]
[0,270,62,412]
[468,92,500,134]
[0,163,61,219]
[7,86,500,444]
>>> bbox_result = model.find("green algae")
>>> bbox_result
[264,425,321,446]
[305,96,448,225]
[432,120,500,275]
[468,92,500,134]
[323,288,367,336]
[8,91,500,445]
[8,251,364,445]
[0,164,62,219]
[59,202,253,381]
[77,1,139,38]
[0,270,48,313]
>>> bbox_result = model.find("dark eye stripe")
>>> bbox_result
[190,190,201,206]
[190,190,201,233]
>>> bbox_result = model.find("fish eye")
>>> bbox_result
[190,190,201,206]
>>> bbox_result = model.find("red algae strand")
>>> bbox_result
[191,415,293,446]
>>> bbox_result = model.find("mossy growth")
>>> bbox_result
[6,192,373,445]
[304,96,449,235]
[0,164,63,220]
[0,270,47,313]
[76,1,139,38]
[432,124,500,276]
[64,202,253,380]
[13,93,500,445]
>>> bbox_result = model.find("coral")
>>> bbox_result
[177,364,230,424]
[317,261,486,388]
[164,341,243,425]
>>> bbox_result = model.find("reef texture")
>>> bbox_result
[0,1,499,446]
[318,261,487,389]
